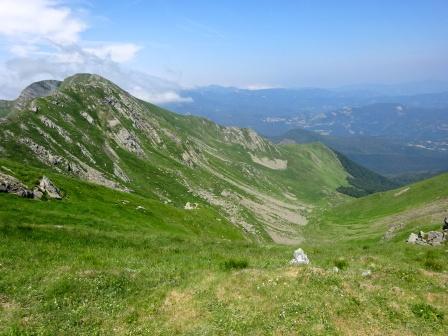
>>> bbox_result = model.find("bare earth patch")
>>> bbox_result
[249,153,287,170]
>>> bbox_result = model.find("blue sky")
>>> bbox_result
[0,0,447,100]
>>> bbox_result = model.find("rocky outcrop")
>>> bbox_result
[0,172,62,200]
[35,176,62,199]
[0,172,34,198]
[407,230,447,246]
[289,248,310,265]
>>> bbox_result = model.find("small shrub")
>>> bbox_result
[411,303,444,322]
[221,258,249,271]
[333,258,349,270]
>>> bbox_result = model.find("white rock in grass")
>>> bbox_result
[407,233,418,244]
[361,269,372,277]
[289,248,310,265]
[38,176,62,199]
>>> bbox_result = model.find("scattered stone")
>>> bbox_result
[30,101,39,113]
[407,225,448,246]
[81,111,94,124]
[332,266,340,273]
[184,202,198,210]
[362,270,372,277]
[136,205,145,210]
[289,248,310,265]
[37,176,62,199]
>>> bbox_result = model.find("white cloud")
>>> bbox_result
[245,84,279,90]
[131,86,193,104]
[0,45,192,104]
[0,0,191,104]
[83,43,141,63]
[0,0,86,45]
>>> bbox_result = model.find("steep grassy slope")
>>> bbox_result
[306,172,448,244]
[0,74,351,244]
[332,150,398,197]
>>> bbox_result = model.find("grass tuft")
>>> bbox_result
[333,257,349,270]
[411,303,444,322]
[221,258,249,271]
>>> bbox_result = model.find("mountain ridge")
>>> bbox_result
[1,73,360,244]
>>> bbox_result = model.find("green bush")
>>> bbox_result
[221,258,249,271]
[333,258,349,270]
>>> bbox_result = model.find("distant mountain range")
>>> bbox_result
[164,85,448,178]
[271,128,448,179]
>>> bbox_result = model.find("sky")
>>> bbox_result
[0,0,447,101]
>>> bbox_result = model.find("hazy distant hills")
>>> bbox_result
[165,85,448,137]
[165,85,448,178]
[272,128,448,179]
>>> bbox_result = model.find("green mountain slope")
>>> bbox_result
[0,74,353,244]
[273,127,448,178]
[333,150,398,197]
[306,172,448,244]
[1,74,447,334]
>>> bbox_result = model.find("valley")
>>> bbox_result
[0,74,447,335]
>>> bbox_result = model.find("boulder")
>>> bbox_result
[407,228,447,246]
[289,248,310,265]
[407,233,418,244]
[32,187,44,199]
[184,202,198,210]
[37,176,62,199]
[0,172,33,198]
[427,231,444,245]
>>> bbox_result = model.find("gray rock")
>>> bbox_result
[289,248,310,265]
[0,172,33,198]
[427,231,444,244]
[332,266,340,273]
[407,233,419,244]
[407,229,447,246]
[37,176,62,199]
[361,270,372,277]
[32,188,44,199]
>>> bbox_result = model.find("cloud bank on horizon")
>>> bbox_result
[0,0,192,103]
[0,0,447,102]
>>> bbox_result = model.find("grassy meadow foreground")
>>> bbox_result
[0,74,447,335]
[1,160,447,335]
